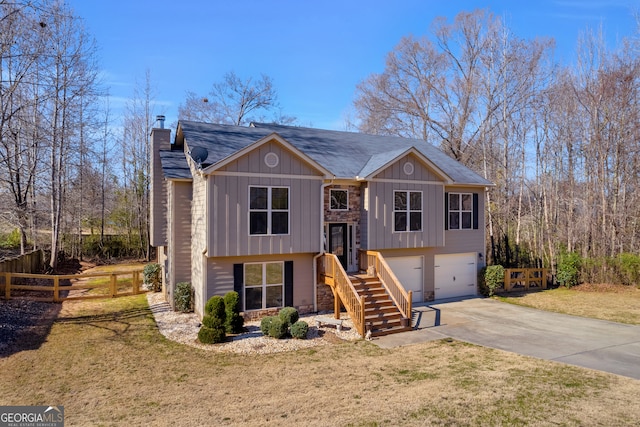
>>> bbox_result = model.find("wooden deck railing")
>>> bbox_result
[359,250,412,321]
[317,254,366,337]
[503,268,548,292]
[1,270,145,302]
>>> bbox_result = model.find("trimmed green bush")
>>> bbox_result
[174,282,193,313]
[557,251,581,288]
[484,265,505,297]
[279,306,299,326]
[290,320,309,339]
[260,316,276,336]
[224,291,244,334]
[143,263,162,291]
[198,326,226,344]
[204,296,226,321]
[202,314,224,330]
[268,317,289,339]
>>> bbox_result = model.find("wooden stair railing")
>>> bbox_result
[317,254,366,337]
[358,250,412,322]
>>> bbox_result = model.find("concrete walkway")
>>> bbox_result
[373,297,640,380]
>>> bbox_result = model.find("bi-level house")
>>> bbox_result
[150,119,493,337]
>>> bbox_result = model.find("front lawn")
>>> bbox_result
[497,283,640,325]
[1,293,639,426]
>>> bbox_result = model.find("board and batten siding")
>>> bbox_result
[443,185,486,254]
[366,154,445,250]
[205,253,315,313]
[207,139,324,257]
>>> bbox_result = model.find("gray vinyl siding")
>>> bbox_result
[207,141,324,257]
[375,154,442,181]
[167,181,192,291]
[205,253,315,313]
[366,155,445,249]
[219,139,321,176]
[444,185,486,254]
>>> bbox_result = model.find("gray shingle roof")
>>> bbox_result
[159,150,191,180]
[167,120,492,186]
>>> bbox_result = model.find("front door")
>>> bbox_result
[328,223,348,270]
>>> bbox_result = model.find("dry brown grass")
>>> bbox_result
[497,284,640,325]
[2,293,640,426]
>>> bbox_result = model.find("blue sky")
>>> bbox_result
[67,0,638,131]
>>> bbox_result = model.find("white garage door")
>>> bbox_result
[434,253,477,300]
[386,256,423,303]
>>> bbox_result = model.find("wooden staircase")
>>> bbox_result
[350,274,413,337]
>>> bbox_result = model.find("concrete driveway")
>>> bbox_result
[374,298,640,380]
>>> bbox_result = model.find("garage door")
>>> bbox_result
[434,253,477,299]
[386,256,423,303]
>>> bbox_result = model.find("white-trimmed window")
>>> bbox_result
[244,262,284,310]
[330,189,348,211]
[394,190,422,232]
[448,193,473,229]
[249,186,289,235]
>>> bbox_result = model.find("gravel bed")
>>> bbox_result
[147,292,361,354]
[0,298,61,356]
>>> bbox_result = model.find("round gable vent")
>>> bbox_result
[264,152,279,168]
[403,161,414,176]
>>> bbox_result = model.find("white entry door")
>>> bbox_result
[434,253,477,299]
[386,256,423,303]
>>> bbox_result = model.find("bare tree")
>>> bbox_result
[178,71,295,125]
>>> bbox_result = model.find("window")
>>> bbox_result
[249,186,289,235]
[448,193,473,229]
[244,262,284,310]
[394,191,422,232]
[330,189,348,210]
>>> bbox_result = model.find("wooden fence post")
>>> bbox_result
[53,276,59,302]
[110,274,117,297]
[4,273,10,300]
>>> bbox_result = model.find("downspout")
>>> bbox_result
[312,177,335,312]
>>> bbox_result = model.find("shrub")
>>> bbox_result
[557,251,581,288]
[0,229,21,249]
[223,291,244,334]
[204,295,226,321]
[618,253,640,286]
[174,282,193,313]
[279,306,299,326]
[260,316,276,336]
[290,320,309,339]
[143,263,162,291]
[197,326,226,344]
[483,265,505,297]
[268,317,289,339]
[202,314,224,330]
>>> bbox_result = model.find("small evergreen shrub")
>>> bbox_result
[143,263,162,291]
[174,282,193,312]
[204,295,226,321]
[557,251,581,288]
[198,326,226,344]
[290,320,309,339]
[618,253,640,286]
[268,317,289,339]
[223,291,244,334]
[0,229,21,249]
[202,314,224,330]
[260,316,276,336]
[483,265,505,296]
[279,306,299,326]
